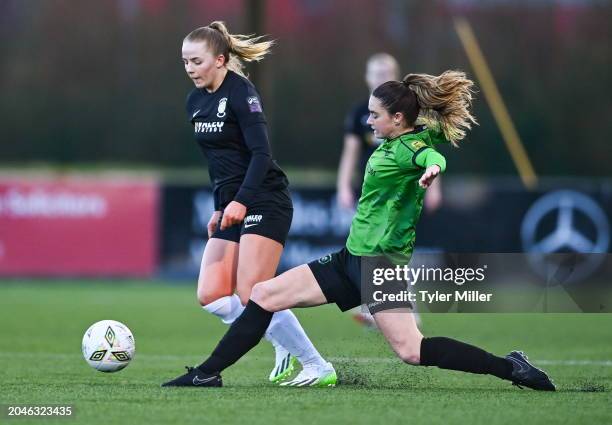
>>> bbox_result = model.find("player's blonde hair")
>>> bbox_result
[184,21,273,78]
[373,70,477,146]
[405,71,477,146]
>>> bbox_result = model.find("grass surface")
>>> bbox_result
[1,281,611,425]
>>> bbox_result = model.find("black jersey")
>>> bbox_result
[186,70,288,210]
[344,100,383,189]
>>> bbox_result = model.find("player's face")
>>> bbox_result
[367,96,399,139]
[182,40,224,89]
[366,60,399,93]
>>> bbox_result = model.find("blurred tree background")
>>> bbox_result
[1,0,610,176]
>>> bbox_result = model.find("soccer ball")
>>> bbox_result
[82,320,135,372]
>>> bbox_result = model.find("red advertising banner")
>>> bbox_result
[0,176,159,277]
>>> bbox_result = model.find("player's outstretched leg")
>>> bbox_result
[504,350,555,391]
[421,337,555,391]
[161,299,273,387]
[236,235,330,383]
[201,293,300,384]
[161,366,223,388]
[373,309,555,391]
[162,265,335,388]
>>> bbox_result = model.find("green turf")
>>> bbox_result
[1,281,611,425]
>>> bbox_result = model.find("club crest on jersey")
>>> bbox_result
[318,254,332,265]
[411,140,427,150]
[366,162,376,176]
[217,97,228,118]
[247,96,262,113]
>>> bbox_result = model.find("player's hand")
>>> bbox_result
[220,201,247,230]
[337,186,355,210]
[207,211,222,238]
[424,177,442,212]
[419,165,441,189]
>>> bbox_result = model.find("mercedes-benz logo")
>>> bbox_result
[521,190,609,285]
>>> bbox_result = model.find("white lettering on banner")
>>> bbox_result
[190,192,215,268]
[190,238,206,270]
[192,192,215,232]
[0,188,107,218]
[289,193,352,237]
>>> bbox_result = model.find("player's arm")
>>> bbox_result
[337,105,365,209]
[423,126,446,210]
[414,148,446,189]
[221,83,270,229]
[336,134,361,209]
[424,176,442,211]
[233,122,271,206]
[233,82,271,207]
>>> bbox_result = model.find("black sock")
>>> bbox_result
[420,337,513,380]
[197,300,273,374]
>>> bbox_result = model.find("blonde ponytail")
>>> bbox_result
[403,71,477,146]
[185,21,274,78]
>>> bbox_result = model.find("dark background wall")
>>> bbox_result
[1,0,610,176]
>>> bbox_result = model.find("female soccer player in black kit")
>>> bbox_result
[180,21,334,385]
[163,69,555,391]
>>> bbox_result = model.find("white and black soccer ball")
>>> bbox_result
[82,320,135,372]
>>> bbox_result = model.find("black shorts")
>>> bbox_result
[308,248,413,313]
[211,188,293,246]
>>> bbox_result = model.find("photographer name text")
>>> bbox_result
[372,290,492,303]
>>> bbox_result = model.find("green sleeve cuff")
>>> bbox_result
[414,148,446,173]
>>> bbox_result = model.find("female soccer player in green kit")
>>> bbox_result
[163,70,556,391]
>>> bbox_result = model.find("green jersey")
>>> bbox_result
[345,126,447,262]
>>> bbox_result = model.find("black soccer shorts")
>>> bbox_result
[211,188,293,246]
[308,247,413,313]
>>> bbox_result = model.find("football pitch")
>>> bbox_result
[1,281,611,425]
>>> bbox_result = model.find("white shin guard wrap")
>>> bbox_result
[264,309,326,367]
[202,294,245,325]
